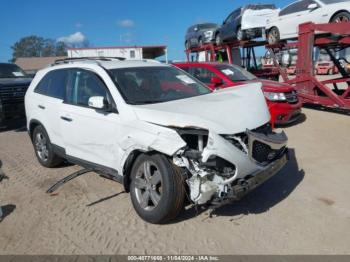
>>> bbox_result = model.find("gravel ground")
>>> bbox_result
[0,108,350,254]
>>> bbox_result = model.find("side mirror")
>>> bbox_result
[88,96,109,110]
[210,76,223,86]
[307,3,318,10]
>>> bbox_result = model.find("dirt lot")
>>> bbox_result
[0,108,350,255]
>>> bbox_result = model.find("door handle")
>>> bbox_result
[60,116,73,122]
[38,105,45,109]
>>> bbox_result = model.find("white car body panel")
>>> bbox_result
[25,59,287,207]
[133,83,270,135]
[26,62,269,176]
[241,8,280,30]
[266,0,350,40]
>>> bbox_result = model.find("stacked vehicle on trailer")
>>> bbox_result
[184,0,350,112]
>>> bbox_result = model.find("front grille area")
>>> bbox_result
[0,85,28,105]
[285,91,298,104]
[252,140,285,164]
[0,85,28,119]
[222,123,287,165]
[221,123,272,153]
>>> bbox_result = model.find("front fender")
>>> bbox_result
[117,122,186,174]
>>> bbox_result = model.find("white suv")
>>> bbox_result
[25,58,288,223]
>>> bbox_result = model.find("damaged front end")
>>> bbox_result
[173,124,288,208]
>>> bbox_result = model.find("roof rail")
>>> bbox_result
[52,56,126,66]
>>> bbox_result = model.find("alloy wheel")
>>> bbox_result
[35,132,49,162]
[268,29,279,44]
[237,28,243,41]
[333,15,349,23]
[215,34,221,45]
[134,160,162,211]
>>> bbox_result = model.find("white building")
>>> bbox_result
[67,45,168,62]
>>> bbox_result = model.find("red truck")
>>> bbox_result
[174,62,302,126]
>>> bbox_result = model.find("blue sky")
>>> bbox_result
[0,0,292,62]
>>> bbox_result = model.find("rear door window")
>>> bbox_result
[279,1,309,16]
[280,0,317,16]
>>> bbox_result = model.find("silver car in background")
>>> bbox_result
[185,23,219,49]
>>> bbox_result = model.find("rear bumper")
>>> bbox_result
[268,100,303,125]
[245,28,263,38]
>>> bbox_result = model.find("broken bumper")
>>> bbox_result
[231,152,288,200]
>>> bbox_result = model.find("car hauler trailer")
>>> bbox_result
[185,40,280,81]
[185,21,350,112]
[268,22,350,111]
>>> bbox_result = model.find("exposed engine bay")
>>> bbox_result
[173,123,288,207]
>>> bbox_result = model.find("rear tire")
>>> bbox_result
[236,27,246,41]
[331,11,350,23]
[129,153,185,224]
[267,27,280,45]
[198,37,203,47]
[215,33,222,45]
[185,41,190,50]
[32,125,63,168]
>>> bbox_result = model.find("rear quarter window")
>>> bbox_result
[34,70,67,99]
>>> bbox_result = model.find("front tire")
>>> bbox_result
[32,125,63,167]
[268,27,280,45]
[129,153,185,224]
[331,11,350,23]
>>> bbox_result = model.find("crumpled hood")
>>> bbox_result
[133,83,270,134]
[0,78,32,87]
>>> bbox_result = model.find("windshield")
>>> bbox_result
[215,64,257,82]
[198,23,217,30]
[0,64,27,79]
[245,4,276,10]
[108,66,212,105]
[319,0,349,4]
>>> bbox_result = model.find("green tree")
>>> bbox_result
[11,35,44,60]
[41,39,56,57]
[11,35,68,61]
[55,41,68,56]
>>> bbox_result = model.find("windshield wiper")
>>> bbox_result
[131,100,165,105]
[234,79,249,82]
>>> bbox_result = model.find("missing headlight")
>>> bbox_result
[176,128,209,151]
[201,156,236,178]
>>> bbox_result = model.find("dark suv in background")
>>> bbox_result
[0,63,32,128]
[215,4,277,44]
[185,23,219,49]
